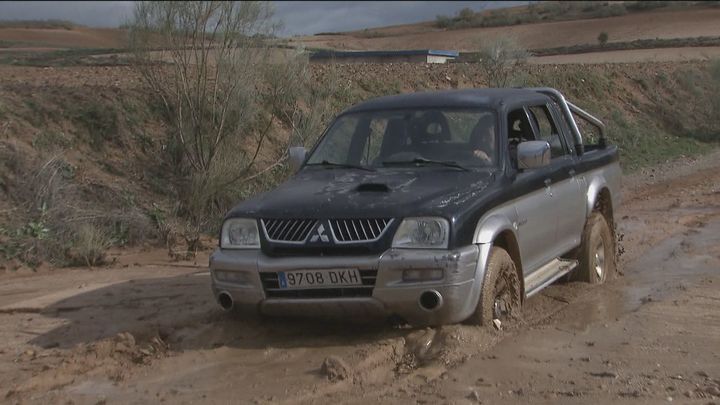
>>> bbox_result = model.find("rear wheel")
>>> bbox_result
[467,247,522,327]
[572,212,616,283]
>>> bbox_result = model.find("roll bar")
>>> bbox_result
[528,87,607,155]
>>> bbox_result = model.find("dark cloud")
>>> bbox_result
[0,1,522,36]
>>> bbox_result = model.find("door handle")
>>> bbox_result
[568,169,576,177]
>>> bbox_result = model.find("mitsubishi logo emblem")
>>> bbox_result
[310,223,330,243]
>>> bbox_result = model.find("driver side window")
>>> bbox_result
[527,105,567,159]
[507,108,535,167]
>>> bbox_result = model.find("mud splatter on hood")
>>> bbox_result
[226,167,496,219]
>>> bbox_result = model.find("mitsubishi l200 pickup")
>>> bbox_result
[210,87,621,327]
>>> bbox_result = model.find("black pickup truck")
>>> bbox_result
[210,87,621,327]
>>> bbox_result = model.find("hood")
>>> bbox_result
[226,167,496,220]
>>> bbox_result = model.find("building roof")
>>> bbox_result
[341,88,551,114]
[310,49,460,59]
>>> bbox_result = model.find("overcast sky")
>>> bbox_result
[0,1,522,36]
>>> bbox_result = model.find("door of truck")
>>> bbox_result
[507,107,562,273]
[543,102,587,252]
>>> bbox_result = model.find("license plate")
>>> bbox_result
[278,269,362,289]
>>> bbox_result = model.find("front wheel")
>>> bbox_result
[572,212,616,284]
[467,246,522,327]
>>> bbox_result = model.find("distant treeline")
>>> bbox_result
[435,1,719,30]
[0,19,81,30]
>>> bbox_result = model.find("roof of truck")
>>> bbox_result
[342,88,550,114]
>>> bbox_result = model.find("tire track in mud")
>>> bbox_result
[298,156,720,403]
[2,152,720,403]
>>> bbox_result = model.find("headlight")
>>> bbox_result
[392,217,449,249]
[220,218,260,249]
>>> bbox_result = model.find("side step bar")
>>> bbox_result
[524,258,578,298]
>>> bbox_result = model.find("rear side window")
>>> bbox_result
[572,111,603,145]
[527,105,567,159]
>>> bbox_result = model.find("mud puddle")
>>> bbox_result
[553,217,720,333]
[2,152,720,404]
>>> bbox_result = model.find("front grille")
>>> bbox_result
[261,219,317,243]
[260,270,377,299]
[330,218,393,243]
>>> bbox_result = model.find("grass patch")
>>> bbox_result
[65,224,112,267]
[32,130,72,151]
[605,109,707,171]
[72,103,120,150]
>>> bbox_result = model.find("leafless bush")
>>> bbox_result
[474,37,530,87]
[598,32,609,47]
[128,2,329,229]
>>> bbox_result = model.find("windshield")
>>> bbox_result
[306,108,498,169]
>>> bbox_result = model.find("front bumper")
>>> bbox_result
[209,244,492,325]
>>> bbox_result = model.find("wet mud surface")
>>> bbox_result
[1,152,719,404]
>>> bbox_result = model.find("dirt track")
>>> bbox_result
[1,151,720,404]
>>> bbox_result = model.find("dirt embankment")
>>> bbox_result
[0,150,718,404]
[1,60,719,271]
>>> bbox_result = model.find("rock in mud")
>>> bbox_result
[320,356,351,382]
[115,332,136,346]
[589,371,618,379]
[703,385,720,397]
[405,328,436,361]
[467,389,482,402]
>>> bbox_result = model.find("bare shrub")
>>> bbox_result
[598,32,609,47]
[473,37,530,87]
[128,2,328,230]
[435,15,452,29]
[457,7,476,22]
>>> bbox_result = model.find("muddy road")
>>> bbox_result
[1,152,719,404]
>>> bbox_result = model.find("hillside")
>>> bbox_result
[1,60,719,271]
[0,26,127,51]
[291,6,720,55]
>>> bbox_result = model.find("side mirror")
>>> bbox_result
[517,140,551,170]
[288,146,307,172]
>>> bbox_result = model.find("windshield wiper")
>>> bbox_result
[306,160,376,172]
[382,158,469,171]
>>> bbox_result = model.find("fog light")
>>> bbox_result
[402,269,444,282]
[215,270,248,284]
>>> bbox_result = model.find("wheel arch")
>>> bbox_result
[587,181,614,233]
[492,229,525,299]
[472,214,525,298]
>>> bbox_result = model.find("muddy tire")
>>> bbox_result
[467,246,522,327]
[572,212,616,284]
